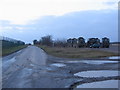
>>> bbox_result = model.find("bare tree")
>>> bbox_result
[41,35,53,46]
[54,39,67,47]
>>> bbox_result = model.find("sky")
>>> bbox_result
[0,0,119,43]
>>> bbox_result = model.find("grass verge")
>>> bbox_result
[2,45,28,56]
[37,45,118,59]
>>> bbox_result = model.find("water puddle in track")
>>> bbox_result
[108,56,120,59]
[76,80,119,88]
[3,57,16,64]
[74,70,119,77]
[16,50,22,54]
[50,63,66,67]
[2,57,16,70]
[21,68,33,78]
[63,60,118,65]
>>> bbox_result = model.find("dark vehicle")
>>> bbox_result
[78,37,86,47]
[90,43,101,48]
[67,38,72,47]
[87,38,100,48]
[102,37,110,48]
[72,38,77,48]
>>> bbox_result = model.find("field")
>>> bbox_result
[38,45,118,59]
[2,45,28,56]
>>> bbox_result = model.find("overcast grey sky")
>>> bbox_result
[0,0,118,43]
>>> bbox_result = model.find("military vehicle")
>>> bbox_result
[72,38,78,48]
[102,37,110,48]
[78,37,86,47]
[87,38,100,48]
[67,38,73,47]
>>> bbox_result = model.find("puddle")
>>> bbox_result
[30,64,34,67]
[3,57,16,70]
[3,57,16,64]
[82,60,118,64]
[64,60,118,65]
[108,56,120,59]
[21,68,33,78]
[50,63,66,67]
[76,80,118,88]
[74,70,118,77]
[16,50,22,54]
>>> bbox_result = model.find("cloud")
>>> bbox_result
[0,0,118,25]
[1,9,118,43]
[15,27,26,30]
[104,1,116,5]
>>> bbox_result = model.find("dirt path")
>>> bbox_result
[2,46,120,88]
[2,46,77,88]
[2,46,48,88]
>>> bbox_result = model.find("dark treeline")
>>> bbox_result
[33,35,110,48]
[1,37,25,49]
[33,35,53,47]
[33,35,67,47]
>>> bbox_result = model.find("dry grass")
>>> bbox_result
[38,45,118,59]
[2,45,28,56]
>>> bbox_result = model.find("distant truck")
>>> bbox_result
[102,37,110,48]
[78,37,86,48]
[72,38,78,48]
[67,38,73,47]
[67,37,110,48]
[87,38,100,48]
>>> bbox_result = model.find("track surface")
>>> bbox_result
[2,46,120,88]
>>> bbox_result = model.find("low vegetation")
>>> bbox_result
[2,45,28,56]
[1,37,26,56]
[38,45,118,59]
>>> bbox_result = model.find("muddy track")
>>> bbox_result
[2,46,120,88]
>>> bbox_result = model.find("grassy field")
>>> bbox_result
[2,45,28,56]
[38,45,118,59]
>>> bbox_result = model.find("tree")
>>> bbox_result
[54,39,67,47]
[33,39,38,45]
[41,35,53,46]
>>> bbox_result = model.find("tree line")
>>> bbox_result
[1,36,25,49]
[33,35,110,48]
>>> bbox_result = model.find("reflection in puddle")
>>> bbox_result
[64,60,118,65]
[3,57,16,64]
[82,60,118,64]
[21,68,33,78]
[3,57,16,70]
[74,70,118,77]
[76,80,118,88]
[50,63,66,67]
[30,64,34,67]
[16,50,22,54]
[108,56,120,59]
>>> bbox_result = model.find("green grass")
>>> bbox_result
[37,45,118,59]
[2,45,28,56]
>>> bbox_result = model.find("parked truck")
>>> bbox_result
[67,38,73,47]
[87,38,100,48]
[72,38,78,48]
[102,37,110,48]
[78,37,86,47]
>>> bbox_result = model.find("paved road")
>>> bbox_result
[2,46,120,88]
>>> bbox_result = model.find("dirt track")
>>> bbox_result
[2,46,120,88]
